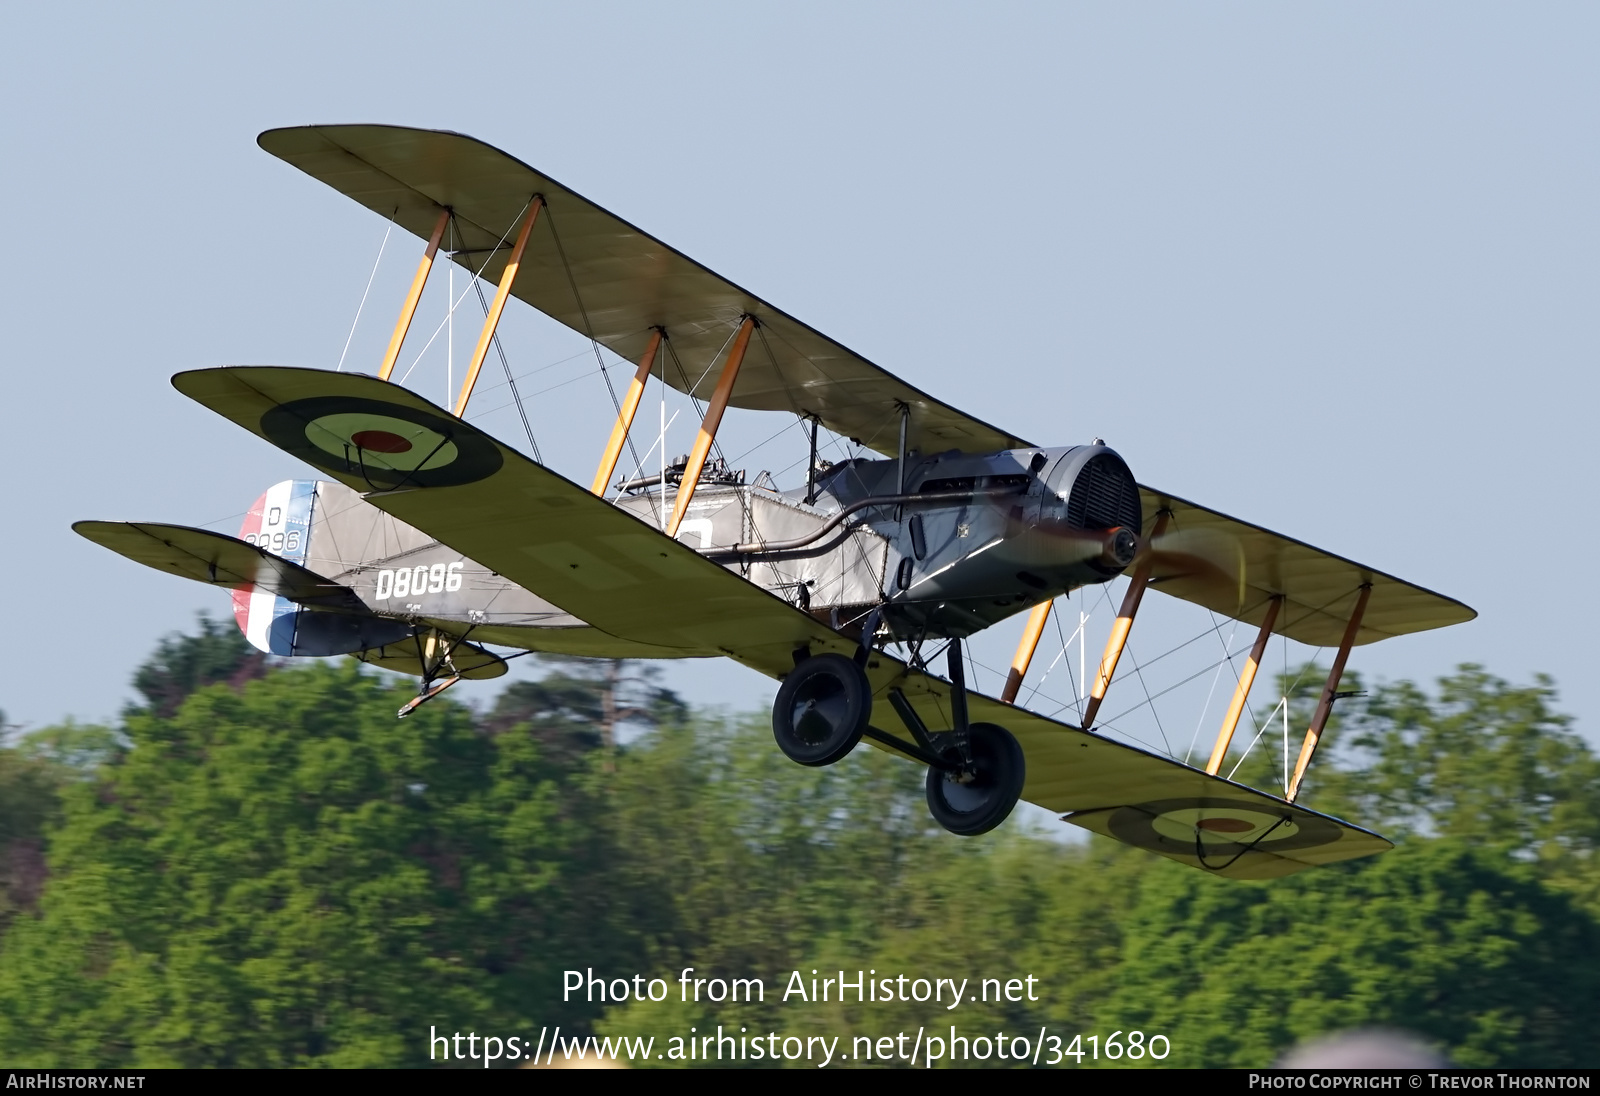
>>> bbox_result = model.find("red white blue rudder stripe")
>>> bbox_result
[232,480,318,655]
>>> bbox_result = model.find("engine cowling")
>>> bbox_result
[1039,445,1144,576]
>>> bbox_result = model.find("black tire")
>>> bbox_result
[925,723,1026,836]
[772,653,872,767]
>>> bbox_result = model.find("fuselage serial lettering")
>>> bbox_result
[375,562,464,600]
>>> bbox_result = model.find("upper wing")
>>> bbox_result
[258,124,1027,457]
[259,124,1471,646]
[173,364,1390,878]
[1137,487,1476,647]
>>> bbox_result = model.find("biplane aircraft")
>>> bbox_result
[76,125,1475,880]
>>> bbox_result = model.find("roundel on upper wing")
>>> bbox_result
[260,396,502,488]
[1106,797,1342,859]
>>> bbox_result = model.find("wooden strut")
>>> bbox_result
[452,197,545,418]
[1287,584,1372,803]
[589,329,665,495]
[1205,594,1284,775]
[804,415,820,504]
[379,210,450,381]
[666,317,756,538]
[1000,601,1054,704]
[1080,510,1172,730]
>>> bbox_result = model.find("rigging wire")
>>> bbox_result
[470,279,541,464]
[1217,638,1325,785]
[614,409,683,490]
[1122,638,1174,758]
[1087,585,1348,756]
[1182,614,1239,765]
[1226,697,1288,782]
[540,202,645,480]
[396,201,530,387]
[466,364,629,421]
[335,214,394,372]
[1019,597,1085,710]
[728,416,809,465]
[664,333,733,467]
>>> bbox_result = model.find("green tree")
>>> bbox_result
[0,661,592,1067]
[0,746,64,935]
[1315,667,1600,861]
[1230,665,1600,883]
[1099,842,1600,1068]
[131,614,266,718]
[485,656,686,753]
[0,719,120,939]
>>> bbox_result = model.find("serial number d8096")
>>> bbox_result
[375,563,463,601]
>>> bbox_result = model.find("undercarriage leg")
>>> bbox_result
[924,643,1025,837]
[946,638,972,767]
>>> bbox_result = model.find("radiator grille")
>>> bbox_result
[1066,454,1143,532]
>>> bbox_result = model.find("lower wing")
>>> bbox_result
[171,365,1389,878]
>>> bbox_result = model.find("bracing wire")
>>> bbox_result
[664,333,735,467]
[470,279,541,463]
[1227,697,1288,782]
[335,215,394,371]
[396,201,530,386]
[615,409,683,489]
[1019,598,1086,709]
[1183,615,1239,765]
[541,202,645,479]
[1122,638,1174,757]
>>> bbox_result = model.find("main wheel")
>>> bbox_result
[772,653,871,767]
[926,723,1026,836]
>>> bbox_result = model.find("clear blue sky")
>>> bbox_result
[3,3,1595,753]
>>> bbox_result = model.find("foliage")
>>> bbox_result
[0,662,590,1067]
[130,613,266,718]
[2,620,1599,1068]
[483,655,686,757]
[1315,667,1600,864]
[0,748,63,935]
[1102,843,1600,1067]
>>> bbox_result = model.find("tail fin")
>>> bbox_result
[233,481,317,654]
[232,480,412,655]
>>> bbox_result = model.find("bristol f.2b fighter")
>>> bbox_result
[77,125,1474,879]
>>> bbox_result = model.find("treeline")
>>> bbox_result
[0,619,1596,1067]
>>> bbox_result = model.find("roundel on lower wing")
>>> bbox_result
[1106,797,1343,858]
[259,396,502,488]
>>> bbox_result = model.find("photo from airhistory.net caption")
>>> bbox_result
[431,966,1163,1067]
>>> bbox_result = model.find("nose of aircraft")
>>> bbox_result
[1102,526,1138,570]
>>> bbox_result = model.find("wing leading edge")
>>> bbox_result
[172,364,1391,879]
[1135,487,1476,648]
[257,124,1026,459]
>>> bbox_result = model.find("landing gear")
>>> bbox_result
[390,628,475,719]
[397,674,461,718]
[921,638,1024,835]
[772,637,1026,836]
[925,722,1025,836]
[772,652,871,766]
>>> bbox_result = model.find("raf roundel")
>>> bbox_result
[1106,797,1344,860]
[259,396,503,489]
